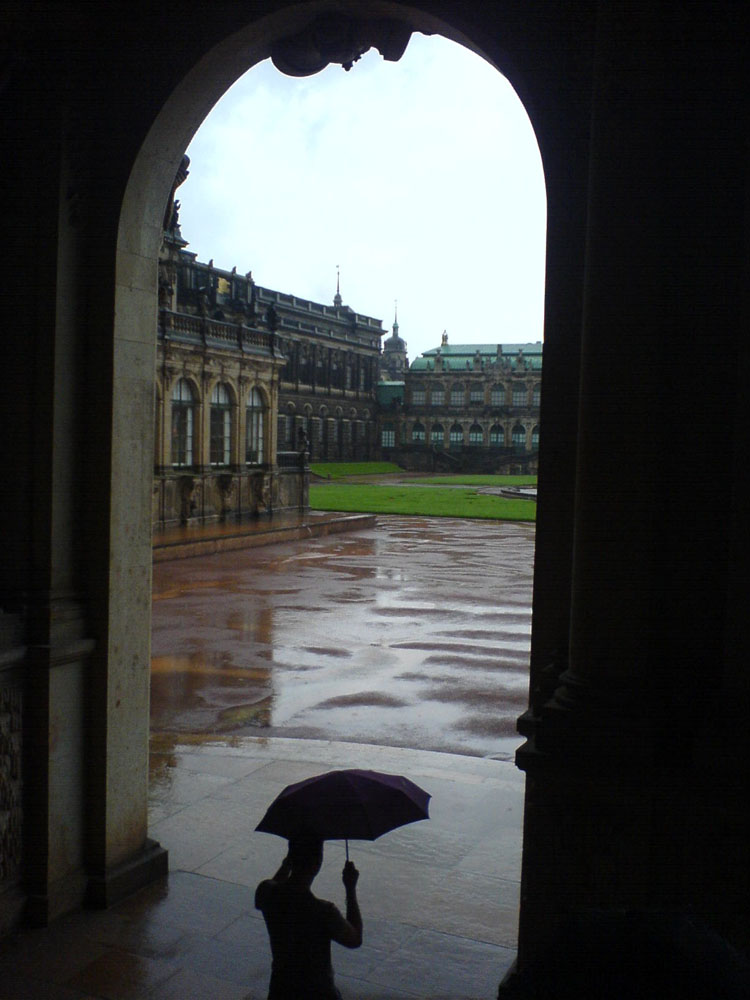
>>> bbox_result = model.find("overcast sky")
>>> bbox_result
[178,32,546,362]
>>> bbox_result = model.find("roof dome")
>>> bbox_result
[384,306,407,352]
[384,332,407,352]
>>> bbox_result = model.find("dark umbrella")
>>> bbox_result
[255,768,431,858]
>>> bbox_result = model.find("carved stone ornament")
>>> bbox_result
[163,154,190,235]
[178,476,199,523]
[271,13,412,76]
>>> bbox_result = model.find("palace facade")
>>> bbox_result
[379,335,543,473]
[155,164,541,522]
[274,275,383,463]
[155,207,384,528]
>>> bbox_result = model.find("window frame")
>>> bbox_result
[171,378,195,468]
[246,386,265,465]
[491,384,506,407]
[210,382,232,467]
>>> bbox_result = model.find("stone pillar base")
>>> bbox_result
[85,839,168,910]
[24,867,88,928]
[1,886,28,937]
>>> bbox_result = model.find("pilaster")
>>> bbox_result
[510,3,748,992]
[24,595,94,926]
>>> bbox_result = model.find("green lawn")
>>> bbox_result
[310,462,402,479]
[409,474,537,487]
[309,484,536,521]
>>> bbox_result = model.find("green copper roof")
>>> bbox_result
[410,342,543,372]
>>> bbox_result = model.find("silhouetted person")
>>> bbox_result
[255,835,362,1000]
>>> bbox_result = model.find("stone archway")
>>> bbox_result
[6,3,749,992]
[106,0,587,976]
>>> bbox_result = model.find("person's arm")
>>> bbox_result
[337,860,363,948]
[255,855,291,910]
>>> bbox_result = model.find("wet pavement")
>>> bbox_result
[1,738,524,999]
[0,518,532,998]
[151,516,535,759]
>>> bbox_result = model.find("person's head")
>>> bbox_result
[287,834,324,884]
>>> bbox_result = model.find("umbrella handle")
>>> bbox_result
[345,838,349,862]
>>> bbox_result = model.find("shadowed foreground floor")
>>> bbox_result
[0,737,523,999]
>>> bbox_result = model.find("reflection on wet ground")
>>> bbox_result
[151,516,535,758]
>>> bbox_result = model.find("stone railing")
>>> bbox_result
[276,450,307,470]
[159,311,274,356]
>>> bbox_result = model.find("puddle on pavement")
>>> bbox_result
[151,516,534,758]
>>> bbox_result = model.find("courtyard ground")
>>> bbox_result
[0,517,532,998]
[0,738,523,999]
[151,516,535,759]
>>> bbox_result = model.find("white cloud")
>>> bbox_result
[179,33,546,360]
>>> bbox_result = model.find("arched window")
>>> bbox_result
[171,378,195,467]
[246,387,265,464]
[431,423,444,446]
[412,421,425,443]
[469,423,483,445]
[284,403,296,450]
[299,348,311,384]
[277,414,289,451]
[490,424,505,446]
[279,340,292,382]
[210,382,232,465]
[451,383,464,407]
[490,384,505,406]
[531,425,540,449]
[430,383,444,407]
[320,409,329,457]
[381,421,395,448]
[532,384,541,407]
[513,384,528,407]
[512,423,526,451]
[304,408,314,457]
[449,423,463,448]
[470,384,484,404]
[411,383,426,406]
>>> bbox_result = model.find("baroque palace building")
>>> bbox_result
[156,165,539,523]
[275,266,383,463]
[155,181,384,528]
[379,331,543,473]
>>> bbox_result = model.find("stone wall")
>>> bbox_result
[153,462,307,529]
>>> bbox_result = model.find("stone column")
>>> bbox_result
[237,376,249,469]
[199,374,213,472]
[269,373,279,469]
[15,125,97,926]
[510,5,748,991]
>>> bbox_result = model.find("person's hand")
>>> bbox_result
[342,860,359,891]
